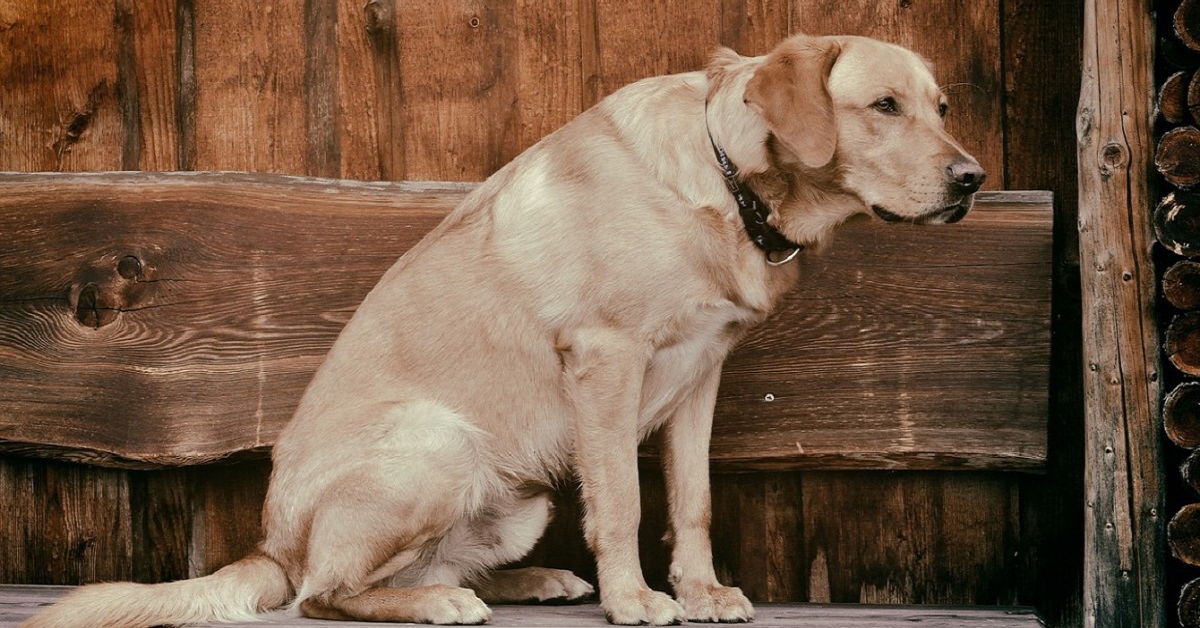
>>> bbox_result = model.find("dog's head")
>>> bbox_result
[743,34,985,225]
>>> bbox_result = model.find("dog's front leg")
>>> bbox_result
[662,365,754,622]
[561,329,685,626]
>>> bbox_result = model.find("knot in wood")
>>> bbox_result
[117,255,143,280]
[74,283,117,329]
[1099,141,1127,178]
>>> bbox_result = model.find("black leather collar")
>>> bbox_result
[705,103,803,266]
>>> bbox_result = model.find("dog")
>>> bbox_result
[24,33,984,627]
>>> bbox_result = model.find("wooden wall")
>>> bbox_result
[0,1,1083,625]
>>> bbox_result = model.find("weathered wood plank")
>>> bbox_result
[190,0,307,173]
[801,472,1019,606]
[1077,1,1164,627]
[0,460,131,584]
[114,0,180,171]
[0,585,1044,627]
[0,173,1050,471]
[0,0,124,171]
[394,0,520,180]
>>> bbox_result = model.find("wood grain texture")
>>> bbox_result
[189,460,271,576]
[1165,382,1200,448]
[0,1,124,171]
[1163,260,1200,310]
[0,174,1050,471]
[0,459,130,584]
[1156,191,1200,257]
[801,472,1019,606]
[1168,312,1200,377]
[1077,1,1164,627]
[190,0,307,172]
[114,0,180,171]
[0,173,458,466]
[0,585,1044,628]
[1157,126,1200,189]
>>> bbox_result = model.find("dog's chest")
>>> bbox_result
[637,300,758,432]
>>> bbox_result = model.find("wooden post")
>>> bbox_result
[1077,1,1164,627]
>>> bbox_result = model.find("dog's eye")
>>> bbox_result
[872,97,900,115]
[938,102,949,118]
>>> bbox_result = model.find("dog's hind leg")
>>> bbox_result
[288,401,497,624]
[451,493,595,604]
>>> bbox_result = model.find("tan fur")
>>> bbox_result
[23,34,982,627]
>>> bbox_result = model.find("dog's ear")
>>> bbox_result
[744,35,841,169]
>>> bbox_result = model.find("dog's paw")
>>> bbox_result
[473,567,594,604]
[674,581,754,623]
[524,567,595,603]
[423,586,492,625]
[602,588,685,625]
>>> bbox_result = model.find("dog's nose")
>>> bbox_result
[946,158,986,194]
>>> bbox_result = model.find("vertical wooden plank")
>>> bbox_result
[0,1,123,171]
[191,0,307,173]
[714,473,803,602]
[801,473,1019,605]
[512,0,583,151]
[304,0,340,178]
[590,0,787,106]
[188,460,272,576]
[176,0,197,170]
[592,0,717,97]
[394,0,520,180]
[1077,1,1163,627]
[335,0,395,180]
[790,1,1004,191]
[1002,3,1085,626]
[129,468,191,583]
[0,459,131,584]
[637,470,672,592]
[718,0,790,56]
[114,0,180,170]
[761,473,802,601]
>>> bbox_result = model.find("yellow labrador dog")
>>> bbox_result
[26,33,983,627]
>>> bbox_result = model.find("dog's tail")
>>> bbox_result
[20,551,290,628]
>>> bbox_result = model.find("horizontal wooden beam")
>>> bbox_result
[0,172,1052,471]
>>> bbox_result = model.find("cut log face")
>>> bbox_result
[1171,504,1200,566]
[1183,449,1200,497]
[1183,577,1200,628]
[1157,126,1200,189]
[1189,72,1200,124]
[1162,71,1192,124]
[1155,191,1200,257]
[1164,260,1200,310]
[1166,382,1200,448]
[1179,0,1200,52]
[1168,315,1200,378]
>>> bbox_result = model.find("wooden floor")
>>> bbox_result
[0,585,1042,627]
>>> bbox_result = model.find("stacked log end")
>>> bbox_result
[1160,2,1200,626]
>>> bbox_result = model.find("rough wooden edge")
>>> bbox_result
[0,170,480,194]
[1077,1,1165,627]
[0,585,1045,628]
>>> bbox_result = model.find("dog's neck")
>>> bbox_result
[705,107,805,265]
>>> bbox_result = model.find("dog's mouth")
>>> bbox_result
[871,196,974,225]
